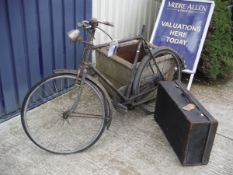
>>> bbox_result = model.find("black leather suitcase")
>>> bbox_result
[155,81,218,166]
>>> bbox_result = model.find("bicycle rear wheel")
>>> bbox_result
[21,73,107,154]
[133,47,182,114]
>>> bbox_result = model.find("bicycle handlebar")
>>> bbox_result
[78,19,114,29]
[97,20,114,27]
[68,19,114,43]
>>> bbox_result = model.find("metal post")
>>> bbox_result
[187,73,195,90]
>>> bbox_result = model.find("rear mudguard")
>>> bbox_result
[53,69,113,129]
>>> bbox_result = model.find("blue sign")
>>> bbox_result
[150,0,215,73]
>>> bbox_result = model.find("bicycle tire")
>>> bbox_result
[133,47,182,114]
[21,73,108,154]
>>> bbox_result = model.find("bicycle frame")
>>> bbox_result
[63,21,162,108]
[84,37,159,107]
[21,19,183,155]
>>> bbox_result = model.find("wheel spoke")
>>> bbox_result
[148,61,155,74]
[69,112,104,119]
[53,81,58,93]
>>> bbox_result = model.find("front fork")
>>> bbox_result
[66,65,87,116]
[69,42,93,112]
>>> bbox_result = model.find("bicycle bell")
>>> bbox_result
[67,29,82,42]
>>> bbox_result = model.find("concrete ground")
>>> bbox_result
[0,79,233,175]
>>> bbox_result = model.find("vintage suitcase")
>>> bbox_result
[155,81,218,166]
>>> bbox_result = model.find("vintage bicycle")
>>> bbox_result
[21,19,183,154]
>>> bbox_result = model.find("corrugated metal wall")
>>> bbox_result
[92,0,161,44]
[0,0,159,121]
[0,0,91,121]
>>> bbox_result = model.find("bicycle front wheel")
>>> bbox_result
[21,73,107,154]
[133,47,182,114]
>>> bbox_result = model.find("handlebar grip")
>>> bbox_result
[101,21,114,27]
[96,19,114,27]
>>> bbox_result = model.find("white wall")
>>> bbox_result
[92,0,161,44]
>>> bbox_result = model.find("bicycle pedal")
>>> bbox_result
[114,103,128,113]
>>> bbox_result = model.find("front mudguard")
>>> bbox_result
[53,69,113,129]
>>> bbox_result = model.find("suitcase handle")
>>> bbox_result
[175,82,206,118]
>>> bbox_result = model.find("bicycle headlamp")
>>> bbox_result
[67,29,82,42]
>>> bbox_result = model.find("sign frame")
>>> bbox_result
[150,0,215,89]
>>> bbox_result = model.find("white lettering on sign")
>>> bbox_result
[161,21,201,32]
[169,30,187,38]
[168,1,207,12]
[160,21,201,46]
[187,4,207,12]
[166,36,188,46]
[168,2,187,9]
